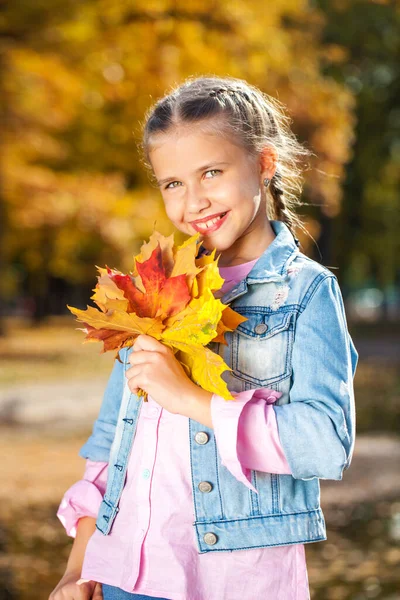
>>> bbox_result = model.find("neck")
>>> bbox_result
[217,219,276,267]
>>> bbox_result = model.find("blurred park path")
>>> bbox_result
[0,376,107,430]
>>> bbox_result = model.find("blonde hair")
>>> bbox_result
[142,76,311,238]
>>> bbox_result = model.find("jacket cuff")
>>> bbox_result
[211,388,286,492]
[57,461,108,537]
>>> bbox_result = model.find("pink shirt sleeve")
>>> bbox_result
[211,389,292,493]
[57,460,108,538]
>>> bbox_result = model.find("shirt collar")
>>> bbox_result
[220,221,299,304]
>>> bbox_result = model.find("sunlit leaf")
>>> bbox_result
[68,231,245,401]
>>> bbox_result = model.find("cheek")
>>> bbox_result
[164,200,187,228]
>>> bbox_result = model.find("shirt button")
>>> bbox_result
[198,481,213,493]
[254,323,268,335]
[195,431,209,445]
[142,468,151,480]
[203,532,218,545]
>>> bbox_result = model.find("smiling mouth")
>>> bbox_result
[192,212,227,230]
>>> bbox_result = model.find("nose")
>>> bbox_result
[185,182,211,216]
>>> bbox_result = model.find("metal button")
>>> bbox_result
[254,323,268,335]
[195,431,209,445]
[198,481,213,493]
[203,532,218,545]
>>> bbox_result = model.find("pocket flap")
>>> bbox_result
[236,311,292,340]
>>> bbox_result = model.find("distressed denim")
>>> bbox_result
[80,220,358,552]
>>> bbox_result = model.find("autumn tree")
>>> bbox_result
[3,0,356,322]
[316,0,400,306]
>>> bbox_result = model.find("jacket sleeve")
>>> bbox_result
[273,274,358,481]
[79,347,128,462]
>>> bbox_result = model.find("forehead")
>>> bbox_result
[148,122,250,175]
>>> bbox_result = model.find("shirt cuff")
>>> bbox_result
[57,460,108,538]
[211,389,290,492]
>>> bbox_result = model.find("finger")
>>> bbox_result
[125,364,142,381]
[77,580,96,600]
[92,582,103,600]
[126,369,143,393]
[128,349,158,367]
[133,334,166,353]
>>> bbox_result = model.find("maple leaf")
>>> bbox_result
[107,245,191,319]
[161,289,222,348]
[212,306,248,345]
[195,249,225,297]
[134,231,175,278]
[68,230,247,401]
[91,267,129,313]
[171,234,202,290]
[67,304,165,360]
[175,343,233,400]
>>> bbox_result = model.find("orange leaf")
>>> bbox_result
[155,273,191,318]
[211,306,248,344]
[68,231,247,401]
[84,325,136,354]
[134,230,175,278]
[134,244,166,318]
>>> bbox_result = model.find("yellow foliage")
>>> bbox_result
[68,232,247,400]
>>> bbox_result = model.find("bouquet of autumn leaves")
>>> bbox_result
[67,231,247,401]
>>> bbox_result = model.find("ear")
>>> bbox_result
[259,146,278,180]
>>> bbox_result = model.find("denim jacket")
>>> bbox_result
[80,220,358,553]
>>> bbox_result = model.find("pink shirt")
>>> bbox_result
[58,259,310,599]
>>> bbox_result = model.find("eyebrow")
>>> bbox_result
[156,162,230,187]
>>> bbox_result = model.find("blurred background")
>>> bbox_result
[0,0,399,598]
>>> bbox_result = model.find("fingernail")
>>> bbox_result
[77,579,91,585]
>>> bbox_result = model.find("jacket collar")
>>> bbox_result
[220,221,300,304]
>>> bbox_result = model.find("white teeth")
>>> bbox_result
[196,213,226,230]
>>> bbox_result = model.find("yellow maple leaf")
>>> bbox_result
[175,344,234,400]
[161,289,223,348]
[68,305,165,338]
[195,248,225,297]
[68,231,247,401]
[91,267,129,313]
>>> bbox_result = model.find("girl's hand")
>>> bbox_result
[49,572,103,600]
[126,334,213,424]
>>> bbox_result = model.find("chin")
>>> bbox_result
[202,238,231,253]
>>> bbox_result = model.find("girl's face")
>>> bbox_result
[149,123,275,265]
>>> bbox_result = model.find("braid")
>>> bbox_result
[269,174,299,239]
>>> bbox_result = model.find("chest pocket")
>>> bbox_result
[231,310,294,386]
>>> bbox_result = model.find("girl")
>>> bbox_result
[50,76,357,600]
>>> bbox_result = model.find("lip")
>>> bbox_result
[190,211,229,234]
[190,211,228,225]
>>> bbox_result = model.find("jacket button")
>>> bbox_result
[198,481,213,493]
[254,323,268,334]
[195,431,209,445]
[203,532,218,545]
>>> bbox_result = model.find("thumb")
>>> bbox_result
[76,579,96,599]
[92,582,103,600]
